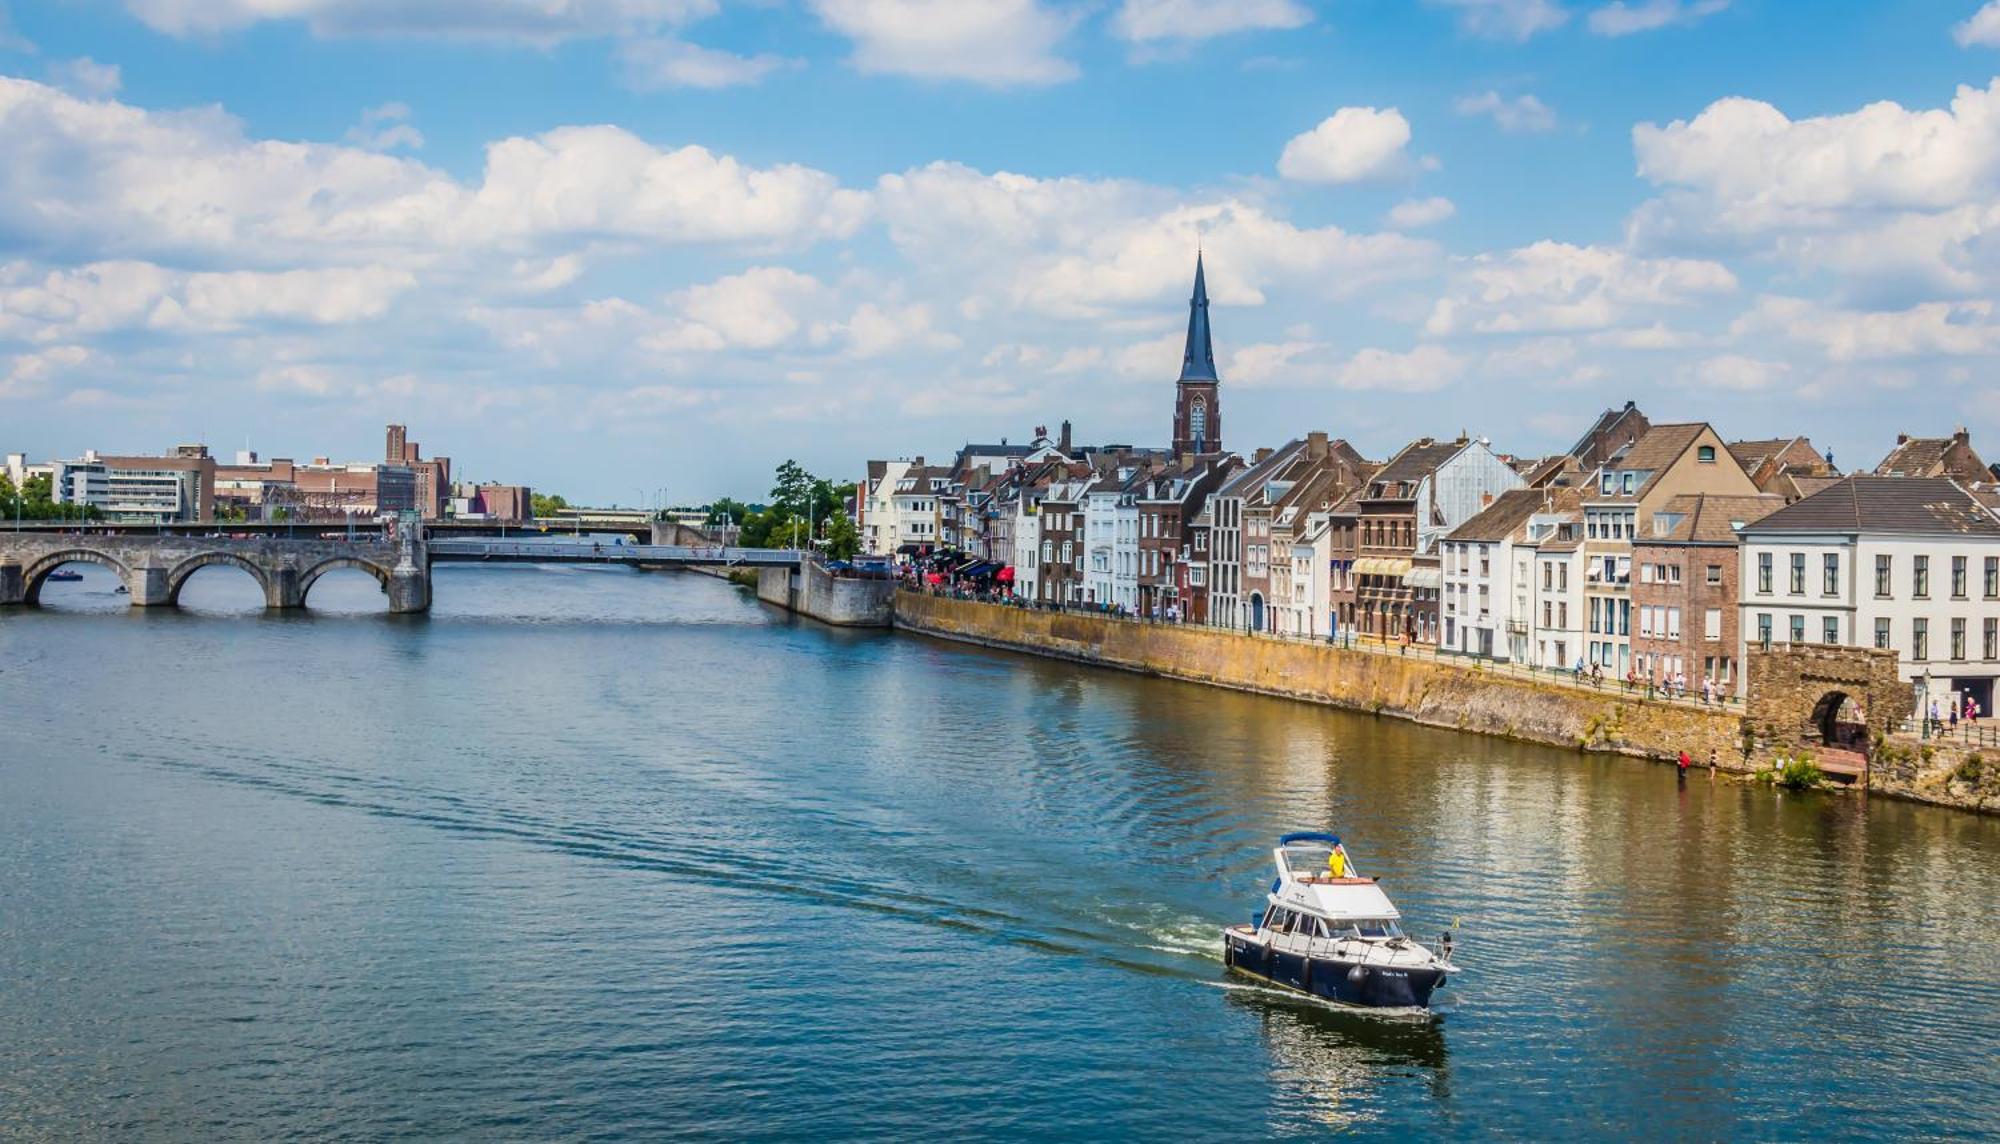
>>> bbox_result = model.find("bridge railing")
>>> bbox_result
[426,539,803,565]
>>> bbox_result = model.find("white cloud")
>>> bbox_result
[1425,0,1569,41]
[618,37,798,89]
[807,0,1078,86]
[121,0,719,43]
[49,58,124,98]
[1426,240,1737,335]
[1277,107,1422,184]
[652,266,825,352]
[1683,352,1785,390]
[344,102,424,151]
[1111,0,1311,43]
[1333,344,1465,392]
[1387,196,1457,229]
[1454,91,1557,133]
[1225,339,1323,388]
[0,261,419,340]
[1730,294,2000,361]
[0,78,869,268]
[1954,2,2000,47]
[1587,0,1727,37]
[1,345,93,399]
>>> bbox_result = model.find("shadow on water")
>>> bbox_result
[1220,983,1452,1131]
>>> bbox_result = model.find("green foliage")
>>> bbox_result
[1,472,101,521]
[531,492,569,518]
[1954,753,1986,786]
[821,511,860,560]
[1775,754,1825,790]
[716,463,859,553]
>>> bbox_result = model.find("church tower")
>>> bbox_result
[1172,253,1222,456]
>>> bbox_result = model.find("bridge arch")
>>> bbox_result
[166,551,273,606]
[22,548,132,604]
[298,556,393,607]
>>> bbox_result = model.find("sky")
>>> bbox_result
[3,1,2000,503]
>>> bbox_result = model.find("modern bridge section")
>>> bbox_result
[0,531,429,613]
[427,539,804,567]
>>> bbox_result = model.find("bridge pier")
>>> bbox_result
[129,564,170,607]
[265,567,304,609]
[387,567,430,614]
[0,562,21,606]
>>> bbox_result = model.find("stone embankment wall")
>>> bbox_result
[757,563,893,627]
[894,591,1740,765]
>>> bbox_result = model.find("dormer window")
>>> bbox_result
[1620,472,1636,494]
[1600,473,1615,495]
[1697,445,1717,463]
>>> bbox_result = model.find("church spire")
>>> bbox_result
[1178,251,1218,383]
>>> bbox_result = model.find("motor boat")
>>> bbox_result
[1223,832,1457,1009]
[45,570,84,582]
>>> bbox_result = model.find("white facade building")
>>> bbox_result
[1735,476,2000,713]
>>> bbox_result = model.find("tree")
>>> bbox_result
[770,460,812,518]
[531,492,569,518]
[821,511,860,560]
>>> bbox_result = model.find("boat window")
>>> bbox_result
[1311,917,1332,939]
[1350,919,1403,939]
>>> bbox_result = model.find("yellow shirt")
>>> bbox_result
[1329,850,1346,878]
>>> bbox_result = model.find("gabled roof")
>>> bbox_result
[1446,488,1551,542]
[1367,438,1463,493]
[1643,493,1783,545]
[1219,439,1306,497]
[1740,476,2000,537]
[1873,431,1987,480]
[1590,423,1722,502]
[1568,401,1648,463]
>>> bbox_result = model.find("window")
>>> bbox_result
[1757,552,1773,594]
[1986,617,1998,661]
[1542,562,1552,591]
[1823,616,1839,645]
[1988,556,1999,599]
[1667,608,1681,639]
[1952,556,1968,599]
[1705,608,1722,641]
[1668,563,1681,584]
[1789,614,1805,644]
[1952,618,1967,660]
[1706,563,1722,586]
[1823,554,1839,596]
[1619,599,1631,637]
[1913,618,1929,661]
[1600,472,1615,495]
[1875,555,1892,598]
[1189,399,1207,443]
[1621,472,1636,495]
[1589,597,1602,634]
[1875,618,1891,650]
[1042,540,1052,562]
[1756,613,1772,645]
[1558,602,1568,627]
[1914,555,1930,598]
[1789,553,1806,595]
[1697,445,1716,463]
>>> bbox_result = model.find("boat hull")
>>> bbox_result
[1223,931,1446,1009]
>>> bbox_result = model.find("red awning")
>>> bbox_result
[924,572,944,585]
[996,565,1015,582]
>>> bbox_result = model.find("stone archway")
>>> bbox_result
[1744,645,1913,784]
[21,549,131,604]
[297,556,393,607]
[166,551,273,606]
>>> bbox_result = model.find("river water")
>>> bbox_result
[1,564,1995,1140]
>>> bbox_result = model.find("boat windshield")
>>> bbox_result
[1336,919,1403,940]
[1278,844,1340,878]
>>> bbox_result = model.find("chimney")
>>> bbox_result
[386,423,407,465]
[1481,492,1494,507]
[1253,447,1273,464]
[1059,420,1073,454]
[1954,426,1970,446]
[1897,433,1911,445]
[1307,431,1329,460]
[1456,429,1470,446]
[1180,451,1195,468]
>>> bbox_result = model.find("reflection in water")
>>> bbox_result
[1223,986,1449,1133]
[1,565,1996,1139]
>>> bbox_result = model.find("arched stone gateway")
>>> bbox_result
[21,549,133,604]
[1744,645,1913,785]
[166,551,274,606]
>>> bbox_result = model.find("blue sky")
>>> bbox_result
[3,1,1999,502]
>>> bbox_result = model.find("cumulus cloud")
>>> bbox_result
[2,345,94,399]
[0,77,868,268]
[1111,0,1311,43]
[618,37,798,89]
[1277,107,1423,183]
[1454,91,1557,133]
[1955,2,2000,47]
[1333,344,1466,392]
[1387,197,1457,229]
[1683,352,1785,390]
[121,0,719,43]
[1426,240,1737,335]
[807,0,1078,86]
[1425,0,1569,41]
[1587,0,1728,36]
[1730,294,2000,361]
[0,261,419,341]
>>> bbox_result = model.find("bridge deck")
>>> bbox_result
[427,540,801,567]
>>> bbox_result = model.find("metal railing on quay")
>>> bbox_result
[1893,718,1999,748]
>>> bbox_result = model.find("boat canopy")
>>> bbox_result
[1278,831,1341,847]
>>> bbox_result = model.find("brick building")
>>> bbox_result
[1629,492,1782,692]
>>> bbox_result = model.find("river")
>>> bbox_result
[1,563,1995,1140]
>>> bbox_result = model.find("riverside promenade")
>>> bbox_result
[892,590,1998,815]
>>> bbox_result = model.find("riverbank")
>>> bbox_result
[892,591,1998,815]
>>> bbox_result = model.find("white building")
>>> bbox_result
[1736,476,2000,713]
[1529,516,1588,670]
[1441,489,1572,661]
[1081,469,1143,611]
[1012,499,1043,603]
[860,459,913,556]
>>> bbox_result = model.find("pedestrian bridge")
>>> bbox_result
[426,539,804,567]
[0,530,430,613]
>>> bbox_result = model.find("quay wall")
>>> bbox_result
[892,593,1999,814]
[895,591,1748,768]
[757,563,893,627]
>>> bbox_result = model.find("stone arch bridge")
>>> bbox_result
[0,531,430,613]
